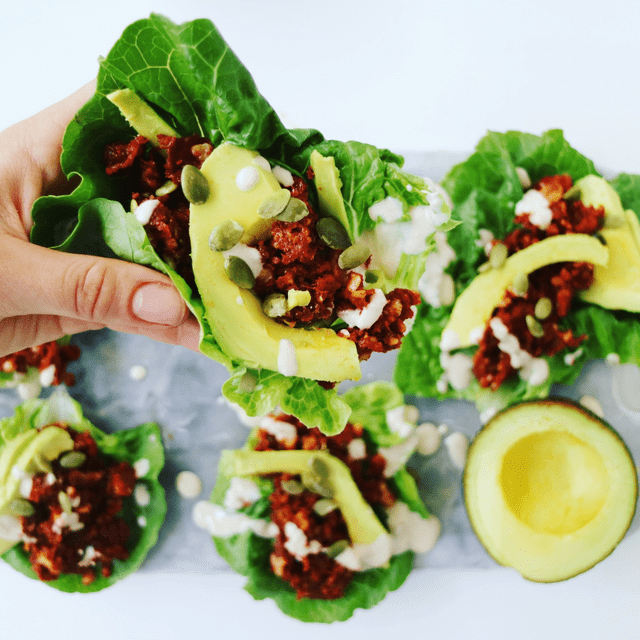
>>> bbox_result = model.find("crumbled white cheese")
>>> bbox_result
[439,329,460,352]
[475,228,495,256]
[415,422,441,455]
[337,289,387,329]
[418,231,457,307]
[176,470,202,499]
[134,458,150,478]
[236,166,260,191]
[606,353,621,366]
[515,189,552,230]
[387,502,441,554]
[277,339,298,377]
[223,477,261,511]
[129,365,147,381]
[284,521,323,559]
[222,243,263,278]
[369,196,404,223]
[252,155,271,171]
[38,364,56,388]
[385,405,418,438]
[134,483,151,507]
[78,546,100,568]
[439,351,474,391]
[272,165,294,187]
[134,199,160,225]
[516,167,531,190]
[137,515,147,528]
[52,510,84,535]
[192,501,278,538]
[255,415,298,444]
[0,515,23,542]
[379,434,419,477]
[444,432,469,469]
[347,438,367,460]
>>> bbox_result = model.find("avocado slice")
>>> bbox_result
[189,143,360,382]
[444,234,609,348]
[579,209,640,311]
[464,399,637,582]
[0,426,74,552]
[228,448,387,546]
[570,175,626,228]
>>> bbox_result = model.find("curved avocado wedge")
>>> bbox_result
[228,448,387,546]
[464,399,637,582]
[570,175,626,228]
[189,143,360,382]
[444,234,609,348]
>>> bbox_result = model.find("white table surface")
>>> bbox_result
[2,1,640,638]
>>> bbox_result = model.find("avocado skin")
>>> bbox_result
[463,398,637,583]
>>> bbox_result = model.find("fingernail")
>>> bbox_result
[131,283,187,326]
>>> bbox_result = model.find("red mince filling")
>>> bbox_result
[0,341,80,387]
[18,424,136,585]
[254,416,396,600]
[473,174,605,390]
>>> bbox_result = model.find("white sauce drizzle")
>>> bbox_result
[252,155,271,171]
[415,422,441,455]
[378,434,419,477]
[580,395,604,418]
[38,364,56,388]
[222,244,263,279]
[17,381,41,401]
[0,515,22,542]
[129,365,147,381]
[223,477,261,511]
[388,502,441,555]
[192,501,278,538]
[444,432,469,469]
[134,483,151,507]
[134,458,150,478]
[236,166,260,191]
[369,196,404,223]
[337,289,387,329]
[134,199,160,225]
[418,231,456,307]
[385,405,418,438]
[347,438,367,460]
[272,165,294,187]
[516,167,531,190]
[176,470,202,499]
[277,339,298,377]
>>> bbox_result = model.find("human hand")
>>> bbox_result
[0,82,200,358]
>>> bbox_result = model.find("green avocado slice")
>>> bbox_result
[444,234,609,348]
[189,143,361,382]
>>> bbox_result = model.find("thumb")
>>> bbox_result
[1,236,189,329]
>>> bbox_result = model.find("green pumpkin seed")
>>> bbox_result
[300,472,334,498]
[309,455,330,480]
[365,269,380,285]
[534,297,553,320]
[338,244,371,271]
[257,189,291,219]
[281,479,304,495]
[262,293,288,318]
[325,540,349,558]
[33,453,53,473]
[275,197,309,222]
[512,272,529,297]
[313,498,338,516]
[489,243,508,269]
[526,314,545,338]
[59,451,86,469]
[58,491,72,514]
[316,217,351,250]
[224,256,255,289]
[209,220,244,252]
[238,372,257,393]
[563,185,581,200]
[478,261,492,273]
[181,164,210,205]
[10,498,34,517]
[155,180,178,197]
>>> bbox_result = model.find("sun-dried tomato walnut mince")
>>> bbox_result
[473,174,604,390]
[0,341,80,386]
[254,416,396,600]
[19,425,136,585]
[104,134,214,287]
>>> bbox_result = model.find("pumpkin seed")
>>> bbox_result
[478,261,492,273]
[238,372,257,393]
[58,491,72,514]
[262,293,287,318]
[155,179,178,197]
[489,243,508,269]
[512,272,529,297]
[316,217,351,250]
[563,185,581,200]
[257,189,291,219]
[281,479,304,495]
[33,453,52,473]
[338,244,371,270]
[526,314,545,338]
[309,455,330,480]
[59,451,87,469]
[325,540,349,558]
[313,498,338,517]
[181,164,210,205]
[10,498,34,517]
[364,269,380,285]
[275,197,309,223]
[209,220,244,252]
[224,256,255,289]
[534,297,553,320]
[300,472,334,498]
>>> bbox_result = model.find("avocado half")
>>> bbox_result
[463,399,638,582]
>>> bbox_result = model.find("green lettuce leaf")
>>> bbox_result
[396,129,640,414]
[0,388,166,592]
[29,14,451,435]
[210,382,428,622]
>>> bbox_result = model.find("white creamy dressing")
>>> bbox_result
[283,521,323,559]
[17,381,41,401]
[415,422,442,456]
[193,501,278,538]
[277,338,298,377]
[78,545,100,568]
[134,483,151,507]
[387,502,441,555]
[379,434,419,477]
[38,364,56,388]
[129,365,147,381]
[443,432,469,469]
[134,458,150,478]
[479,406,498,424]
[337,289,387,329]
[272,165,294,187]
[52,509,83,535]
[417,231,456,307]
[11,466,33,499]
[223,477,262,511]
[369,196,404,223]
[515,189,553,230]
[137,515,147,528]
[253,415,298,444]
[606,352,621,366]
[176,470,203,499]
[134,198,160,225]
[385,404,419,438]
[347,438,367,460]
[222,243,263,279]
[564,348,584,366]
[235,166,260,191]
[516,167,532,190]
[0,514,22,542]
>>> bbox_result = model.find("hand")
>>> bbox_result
[0,82,200,358]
